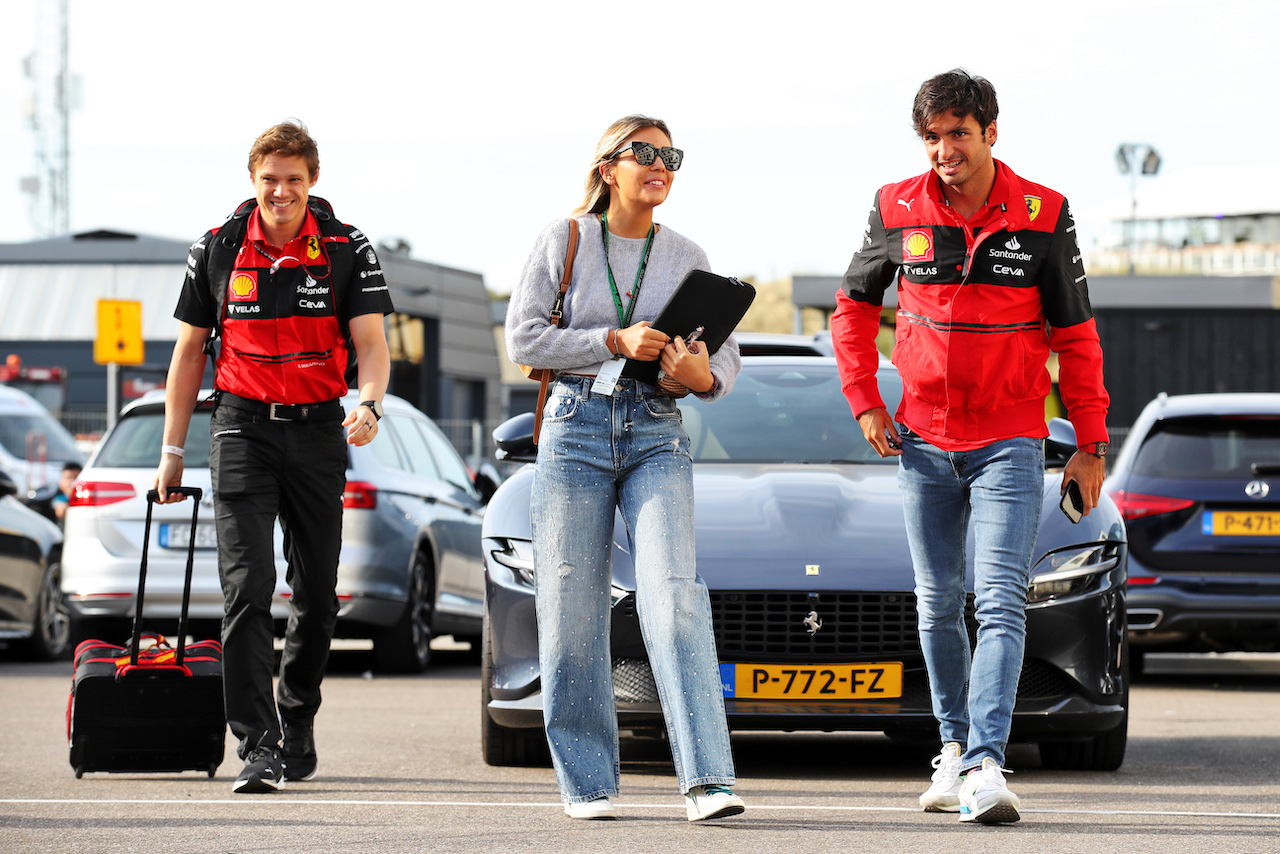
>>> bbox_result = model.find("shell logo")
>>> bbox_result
[228,271,258,302]
[903,229,934,262]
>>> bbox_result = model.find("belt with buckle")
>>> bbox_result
[218,392,343,422]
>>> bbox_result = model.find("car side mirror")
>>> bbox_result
[0,470,16,499]
[473,462,502,505]
[1045,417,1077,468]
[493,413,538,464]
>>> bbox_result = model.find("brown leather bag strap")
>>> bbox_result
[547,217,580,328]
[533,218,580,447]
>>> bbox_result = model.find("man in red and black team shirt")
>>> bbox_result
[155,121,392,794]
[831,70,1109,824]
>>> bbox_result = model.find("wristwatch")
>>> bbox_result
[1079,441,1108,458]
[360,399,384,421]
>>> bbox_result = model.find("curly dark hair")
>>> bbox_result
[911,69,998,137]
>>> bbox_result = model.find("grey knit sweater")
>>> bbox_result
[505,215,740,401]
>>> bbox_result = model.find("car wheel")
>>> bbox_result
[372,550,433,674]
[1038,705,1129,771]
[481,605,550,768]
[22,559,72,661]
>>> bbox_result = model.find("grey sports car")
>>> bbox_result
[481,356,1129,771]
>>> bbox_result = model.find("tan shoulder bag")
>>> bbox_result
[519,218,580,446]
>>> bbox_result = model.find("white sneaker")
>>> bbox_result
[958,758,1021,824]
[564,797,617,820]
[685,785,746,822]
[919,742,964,812]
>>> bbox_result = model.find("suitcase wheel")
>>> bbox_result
[208,764,217,778]
[74,766,84,779]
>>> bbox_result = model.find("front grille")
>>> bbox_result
[710,591,923,660]
[613,658,660,703]
[1016,659,1077,700]
[609,591,1083,709]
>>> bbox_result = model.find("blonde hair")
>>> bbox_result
[571,115,673,217]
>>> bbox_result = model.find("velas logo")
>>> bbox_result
[903,229,934,262]
[229,271,258,302]
[1024,195,1042,222]
[306,235,321,261]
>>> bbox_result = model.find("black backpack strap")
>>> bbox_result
[307,196,358,385]
[203,199,257,356]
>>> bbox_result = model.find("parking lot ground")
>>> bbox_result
[3,648,1279,854]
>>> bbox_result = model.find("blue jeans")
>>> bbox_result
[531,376,736,804]
[897,426,1043,771]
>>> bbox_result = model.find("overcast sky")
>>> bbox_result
[0,0,1271,295]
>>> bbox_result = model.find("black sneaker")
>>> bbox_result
[233,747,285,793]
[281,719,318,782]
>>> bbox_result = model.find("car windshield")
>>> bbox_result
[1131,414,1280,479]
[677,363,903,464]
[93,410,213,468]
[0,411,84,462]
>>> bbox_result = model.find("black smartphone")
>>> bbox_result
[1060,479,1084,524]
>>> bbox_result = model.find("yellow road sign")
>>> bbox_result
[95,299,144,365]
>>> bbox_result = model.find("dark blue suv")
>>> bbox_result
[1103,393,1280,665]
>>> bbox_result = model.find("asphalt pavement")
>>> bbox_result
[2,644,1279,854]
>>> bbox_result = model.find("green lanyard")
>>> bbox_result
[600,212,656,328]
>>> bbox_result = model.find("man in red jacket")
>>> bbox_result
[831,69,1110,824]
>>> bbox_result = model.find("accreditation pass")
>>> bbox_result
[592,358,626,396]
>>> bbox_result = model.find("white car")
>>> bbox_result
[0,385,85,495]
[62,389,494,672]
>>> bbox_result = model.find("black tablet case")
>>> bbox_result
[622,270,756,383]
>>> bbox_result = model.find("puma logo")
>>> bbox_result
[897,198,915,212]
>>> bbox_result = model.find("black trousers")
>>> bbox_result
[209,398,347,759]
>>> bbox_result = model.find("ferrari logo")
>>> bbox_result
[1024,195,1042,222]
[805,565,820,576]
[306,235,321,260]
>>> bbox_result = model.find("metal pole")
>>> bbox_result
[106,363,118,432]
[1128,167,1138,275]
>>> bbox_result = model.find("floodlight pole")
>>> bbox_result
[1115,143,1161,275]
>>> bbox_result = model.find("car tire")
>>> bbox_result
[481,605,551,768]
[1038,704,1129,771]
[21,559,72,661]
[372,550,433,674]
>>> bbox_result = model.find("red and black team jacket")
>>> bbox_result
[831,160,1110,452]
[175,197,393,405]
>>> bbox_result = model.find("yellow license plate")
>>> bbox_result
[721,662,903,700]
[1203,511,1280,536]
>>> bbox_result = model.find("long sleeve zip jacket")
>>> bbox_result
[831,160,1109,451]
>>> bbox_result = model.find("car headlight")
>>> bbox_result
[1027,543,1121,604]
[486,537,631,603]
[489,538,536,587]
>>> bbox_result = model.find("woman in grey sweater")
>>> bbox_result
[505,115,744,823]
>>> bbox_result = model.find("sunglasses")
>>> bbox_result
[610,140,683,171]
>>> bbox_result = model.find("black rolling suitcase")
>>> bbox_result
[68,486,226,778]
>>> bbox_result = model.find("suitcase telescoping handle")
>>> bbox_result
[134,487,203,668]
